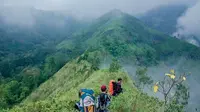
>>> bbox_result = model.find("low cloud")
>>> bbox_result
[174,1,200,38]
[0,0,197,26]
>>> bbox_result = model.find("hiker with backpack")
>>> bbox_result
[96,85,111,112]
[75,89,96,112]
[116,78,123,95]
[109,78,123,96]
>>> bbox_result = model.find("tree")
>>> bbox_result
[44,57,57,77]
[109,58,121,72]
[0,84,8,109]
[174,83,189,106]
[153,69,190,112]
[78,51,101,70]
[133,68,154,112]
[87,51,101,70]
[135,67,153,90]
[4,81,21,105]
[48,57,57,73]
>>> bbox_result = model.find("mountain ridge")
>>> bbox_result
[9,55,163,112]
[58,9,200,65]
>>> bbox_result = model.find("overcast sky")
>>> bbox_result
[0,0,199,37]
[1,0,197,17]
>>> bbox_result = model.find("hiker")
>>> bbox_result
[75,89,96,112]
[109,78,123,96]
[116,78,123,95]
[96,85,111,112]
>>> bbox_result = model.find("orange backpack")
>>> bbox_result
[109,80,116,95]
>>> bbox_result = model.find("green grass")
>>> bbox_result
[8,58,162,112]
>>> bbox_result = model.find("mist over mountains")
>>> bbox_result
[139,3,200,46]
[1,0,199,46]
[0,1,200,111]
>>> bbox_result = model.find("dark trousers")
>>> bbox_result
[97,109,109,112]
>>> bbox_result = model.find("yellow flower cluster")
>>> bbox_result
[165,73,176,79]
[153,82,159,93]
[153,85,158,93]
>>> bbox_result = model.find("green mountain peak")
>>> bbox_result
[58,10,200,66]
[103,9,124,18]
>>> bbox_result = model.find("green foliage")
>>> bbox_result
[102,37,129,57]
[43,57,57,77]
[109,59,122,72]
[0,41,77,109]
[174,84,190,106]
[0,80,30,108]
[78,51,101,70]
[0,54,66,109]
[165,100,184,112]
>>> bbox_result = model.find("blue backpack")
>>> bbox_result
[79,89,96,112]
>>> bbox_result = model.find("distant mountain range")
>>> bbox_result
[138,4,200,47]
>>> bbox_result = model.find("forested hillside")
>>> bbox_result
[58,9,200,65]
[0,9,200,111]
[0,8,85,109]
